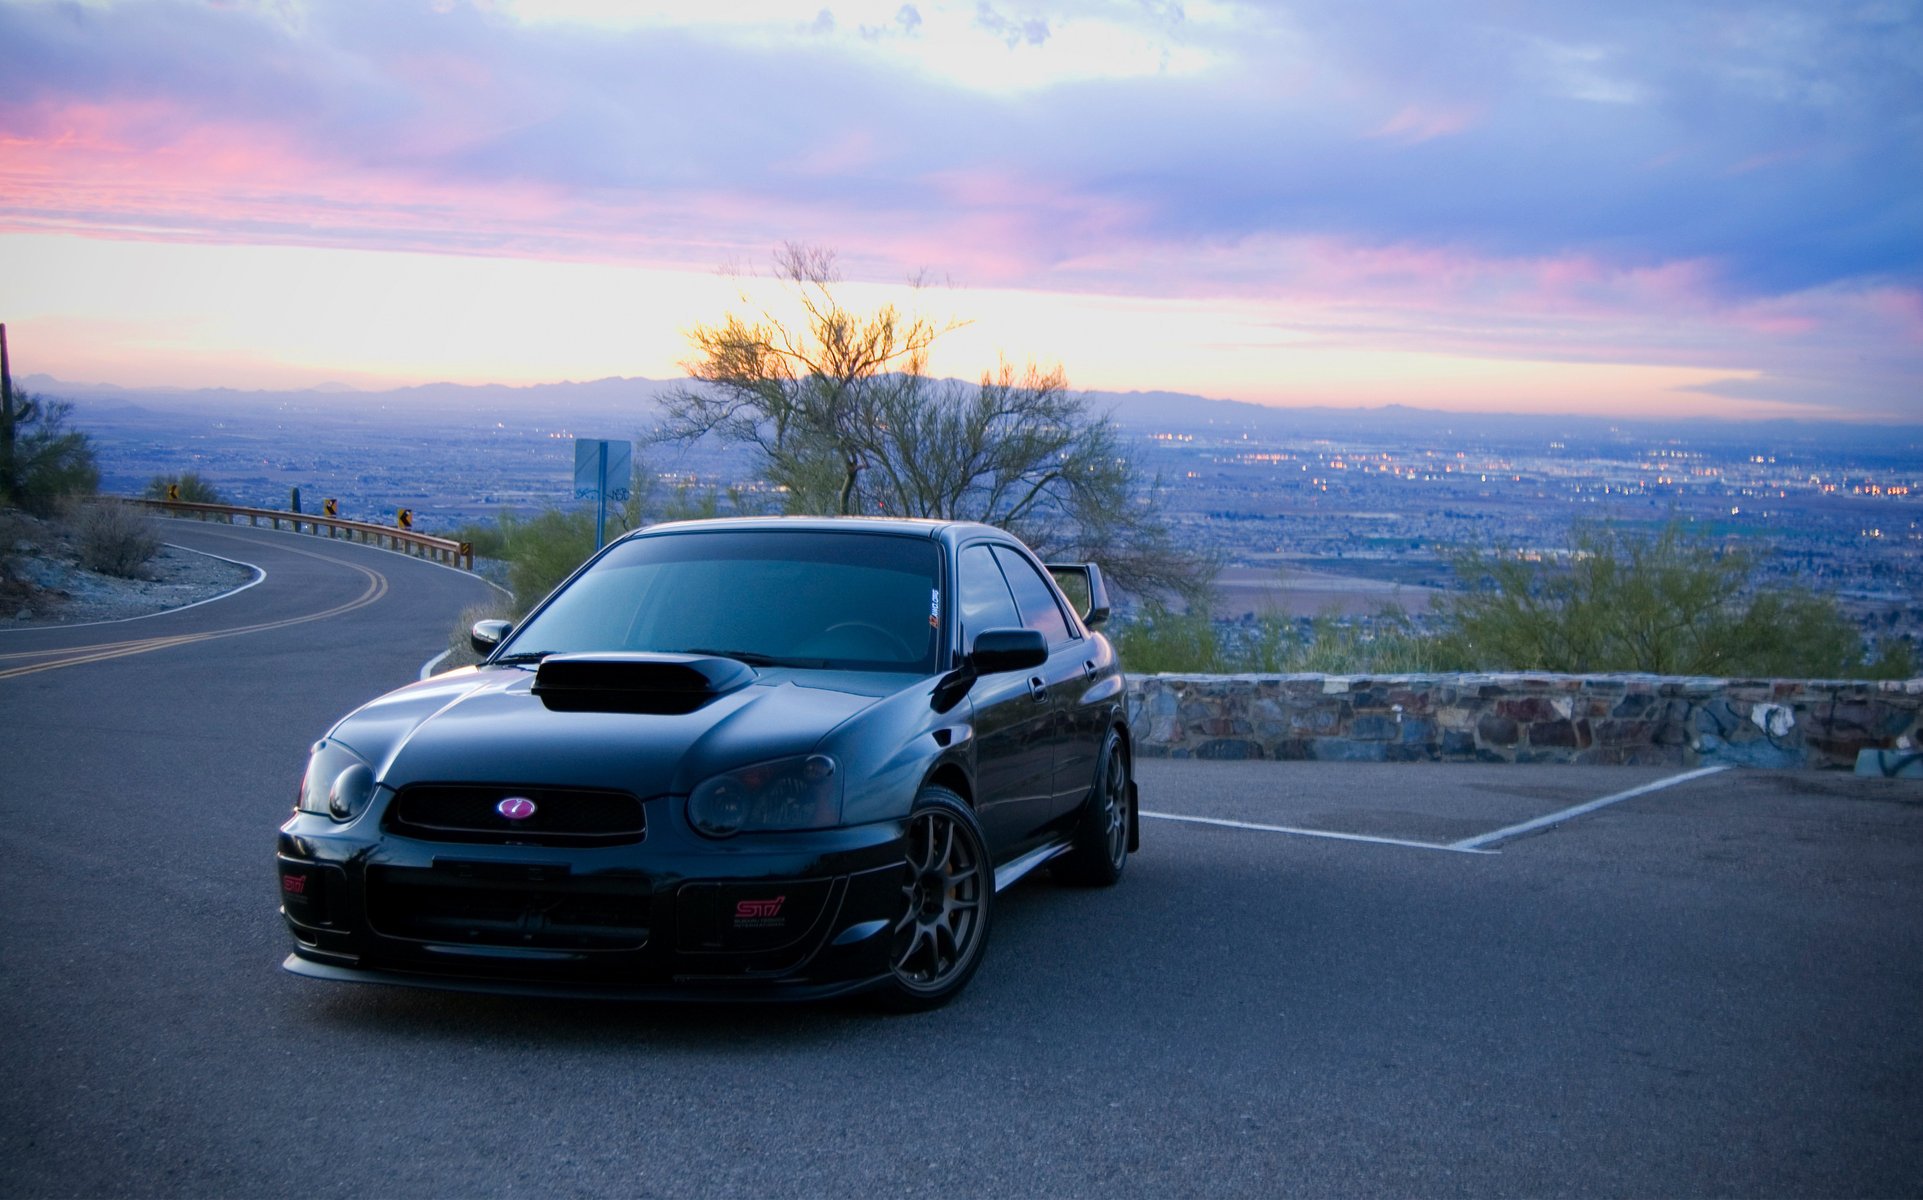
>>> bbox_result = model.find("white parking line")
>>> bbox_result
[1448,765,1731,851]
[1141,810,1495,854]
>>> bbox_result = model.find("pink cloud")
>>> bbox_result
[1368,104,1482,143]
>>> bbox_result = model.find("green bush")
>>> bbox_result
[1115,602,1452,676]
[496,508,600,615]
[1439,521,1905,679]
[1,394,98,516]
[1114,602,1235,674]
[144,471,227,504]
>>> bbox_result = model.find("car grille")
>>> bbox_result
[386,784,647,847]
[366,865,651,952]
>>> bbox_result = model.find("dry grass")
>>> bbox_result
[71,499,162,579]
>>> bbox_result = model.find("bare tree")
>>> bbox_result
[654,246,1212,603]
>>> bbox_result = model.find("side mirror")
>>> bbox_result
[470,619,513,655]
[1045,562,1112,627]
[970,628,1048,674]
[931,627,1048,713]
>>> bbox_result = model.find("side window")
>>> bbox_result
[957,544,1022,645]
[991,545,1075,647]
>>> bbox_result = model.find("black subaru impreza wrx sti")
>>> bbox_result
[277,517,1136,1009]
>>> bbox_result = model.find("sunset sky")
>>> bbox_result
[1,0,1918,420]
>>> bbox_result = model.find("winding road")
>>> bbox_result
[2,518,1918,1198]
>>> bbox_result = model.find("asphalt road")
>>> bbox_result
[2,521,1919,1198]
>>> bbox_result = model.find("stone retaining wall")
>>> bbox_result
[1126,673,1923,770]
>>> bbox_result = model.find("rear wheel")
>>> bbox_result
[1054,729,1130,886]
[875,787,993,1012]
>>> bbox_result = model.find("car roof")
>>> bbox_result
[621,515,1014,547]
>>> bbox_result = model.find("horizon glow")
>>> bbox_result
[0,0,1917,422]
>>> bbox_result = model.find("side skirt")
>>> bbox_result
[992,840,1070,892]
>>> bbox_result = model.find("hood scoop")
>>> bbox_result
[531,652,757,714]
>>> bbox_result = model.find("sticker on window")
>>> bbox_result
[929,588,941,628]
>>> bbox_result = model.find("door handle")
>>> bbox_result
[1028,676,1049,703]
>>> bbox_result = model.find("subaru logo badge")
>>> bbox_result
[497,796,537,821]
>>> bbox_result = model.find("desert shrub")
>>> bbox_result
[144,471,227,504]
[0,507,33,608]
[1116,602,1453,675]
[1438,520,1903,679]
[1,394,98,516]
[496,508,599,613]
[450,519,510,562]
[1264,610,1456,675]
[73,500,161,578]
[1114,602,1235,674]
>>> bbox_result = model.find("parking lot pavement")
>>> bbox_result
[1134,758,1922,852]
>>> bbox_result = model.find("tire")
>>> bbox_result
[1053,729,1130,887]
[874,786,994,1012]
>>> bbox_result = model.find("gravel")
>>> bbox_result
[2,517,257,628]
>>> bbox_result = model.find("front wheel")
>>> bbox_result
[1053,729,1131,886]
[874,787,993,1012]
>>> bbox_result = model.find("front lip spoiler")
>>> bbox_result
[282,953,888,1004]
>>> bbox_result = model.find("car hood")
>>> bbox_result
[328,665,901,797]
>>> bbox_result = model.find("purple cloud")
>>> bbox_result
[0,0,1916,412]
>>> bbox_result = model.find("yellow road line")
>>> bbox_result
[0,535,389,680]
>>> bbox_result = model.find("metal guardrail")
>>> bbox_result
[130,499,474,570]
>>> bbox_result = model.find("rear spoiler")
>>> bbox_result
[1044,562,1111,628]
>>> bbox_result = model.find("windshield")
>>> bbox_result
[500,529,944,674]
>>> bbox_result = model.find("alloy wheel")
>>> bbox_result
[891,807,986,989]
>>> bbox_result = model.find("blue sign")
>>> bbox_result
[573,438,632,502]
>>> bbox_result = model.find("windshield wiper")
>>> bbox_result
[682,647,823,669]
[490,650,554,666]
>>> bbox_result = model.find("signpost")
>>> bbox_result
[573,438,632,550]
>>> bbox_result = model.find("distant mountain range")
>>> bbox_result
[22,373,1923,461]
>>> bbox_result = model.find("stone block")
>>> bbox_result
[1612,693,1654,718]
[1695,732,1806,770]
[1529,719,1579,747]
[1311,738,1387,762]
[1477,714,1520,746]
[1195,738,1260,760]
[1855,749,1923,779]
[1351,714,1400,741]
[1498,697,1558,722]
[1619,746,1683,767]
[1440,730,1477,757]
[1399,717,1438,745]
[1292,706,1344,734]
[1595,719,1654,745]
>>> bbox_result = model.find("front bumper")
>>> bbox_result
[276,798,906,1000]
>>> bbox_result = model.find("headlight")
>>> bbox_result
[687,754,841,838]
[296,739,378,822]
